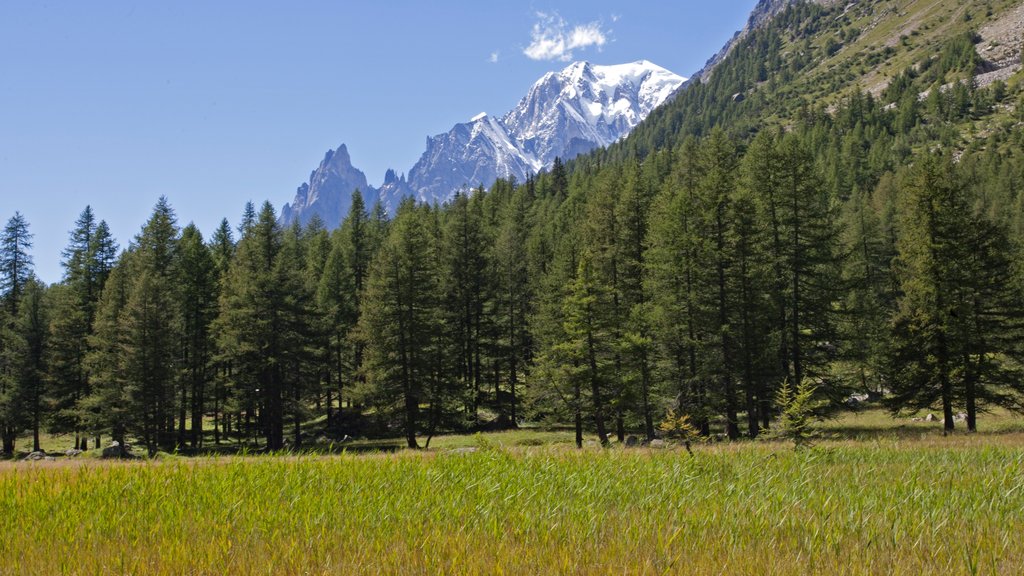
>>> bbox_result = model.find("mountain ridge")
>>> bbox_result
[281,59,685,225]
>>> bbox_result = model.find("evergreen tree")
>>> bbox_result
[83,261,130,445]
[0,213,34,454]
[16,279,49,452]
[491,188,533,429]
[208,218,235,443]
[647,137,710,433]
[317,189,374,428]
[0,212,33,316]
[358,200,439,448]
[889,156,1024,431]
[177,224,217,448]
[216,202,311,450]
[441,190,491,425]
[49,207,119,448]
[561,252,614,445]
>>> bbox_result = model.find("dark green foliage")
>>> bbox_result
[358,200,440,448]
[177,224,217,449]
[888,156,1024,432]
[216,202,313,450]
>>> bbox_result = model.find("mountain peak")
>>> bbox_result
[400,60,684,206]
[282,142,372,229]
[284,60,685,222]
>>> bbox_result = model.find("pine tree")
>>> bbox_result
[0,212,33,316]
[208,218,235,443]
[359,199,439,448]
[177,224,217,448]
[441,190,491,425]
[561,252,613,445]
[730,178,774,437]
[83,261,130,445]
[647,137,709,433]
[838,188,895,397]
[491,187,533,429]
[16,279,49,452]
[0,213,34,454]
[49,207,119,448]
[216,202,312,450]
[889,156,1024,432]
[695,130,742,439]
[317,189,374,429]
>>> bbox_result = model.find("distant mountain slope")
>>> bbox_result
[282,60,685,225]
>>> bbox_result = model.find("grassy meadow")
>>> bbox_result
[3,412,1024,575]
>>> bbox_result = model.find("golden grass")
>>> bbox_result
[2,431,1023,575]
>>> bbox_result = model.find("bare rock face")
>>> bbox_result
[281,144,375,229]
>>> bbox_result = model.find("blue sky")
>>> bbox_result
[0,1,756,283]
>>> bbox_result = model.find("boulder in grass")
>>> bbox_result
[101,441,137,459]
[648,439,666,449]
[624,435,640,448]
[24,451,47,461]
[924,413,938,422]
[65,448,83,458]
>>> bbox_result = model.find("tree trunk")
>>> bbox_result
[746,385,759,439]
[2,428,15,456]
[965,373,977,432]
[33,406,41,453]
[574,379,583,449]
[191,378,204,449]
[587,331,609,446]
[293,378,302,449]
[640,348,655,440]
[939,333,954,435]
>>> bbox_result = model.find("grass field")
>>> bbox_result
[3,417,1024,575]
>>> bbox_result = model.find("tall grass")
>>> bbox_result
[2,437,1023,574]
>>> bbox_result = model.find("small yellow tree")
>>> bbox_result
[658,409,698,454]
[774,379,820,449]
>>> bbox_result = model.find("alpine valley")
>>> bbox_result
[280,60,685,227]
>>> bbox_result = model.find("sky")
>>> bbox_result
[0,1,757,284]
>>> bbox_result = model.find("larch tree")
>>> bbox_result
[359,199,439,449]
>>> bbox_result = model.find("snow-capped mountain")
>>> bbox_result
[282,60,685,224]
[402,60,685,207]
[505,60,685,167]
[404,112,544,206]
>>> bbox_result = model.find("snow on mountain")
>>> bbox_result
[503,60,685,168]
[401,60,685,207]
[282,60,685,224]
[403,112,544,210]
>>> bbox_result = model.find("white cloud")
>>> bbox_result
[523,12,608,62]
[489,51,500,63]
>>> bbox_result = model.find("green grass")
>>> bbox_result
[3,431,1023,574]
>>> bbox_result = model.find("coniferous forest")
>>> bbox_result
[4,2,1024,457]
